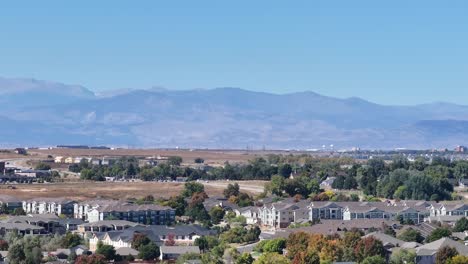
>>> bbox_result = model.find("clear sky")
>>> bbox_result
[1,1,467,105]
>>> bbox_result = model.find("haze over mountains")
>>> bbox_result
[1,77,467,149]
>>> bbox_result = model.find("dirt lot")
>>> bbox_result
[29,149,261,165]
[0,181,266,201]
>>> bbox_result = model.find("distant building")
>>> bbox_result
[0,195,22,210]
[14,148,27,155]
[455,145,467,153]
[23,198,76,216]
[54,156,66,163]
[86,203,175,225]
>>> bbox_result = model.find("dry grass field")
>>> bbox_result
[30,148,261,165]
[0,180,266,201]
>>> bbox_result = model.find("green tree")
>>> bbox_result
[260,238,287,254]
[397,228,424,243]
[182,182,205,198]
[453,217,468,232]
[224,183,240,198]
[426,227,452,243]
[361,255,386,264]
[131,233,151,250]
[167,195,187,216]
[35,162,51,170]
[267,175,285,196]
[95,244,116,260]
[62,232,82,248]
[448,255,468,264]
[278,164,293,178]
[25,246,42,264]
[436,246,458,264]
[168,156,183,166]
[194,157,205,164]
[8,244,25,264]
[390,249,416,264]
[236,253,254,264]
[138,242,160,261]
[209,206,225,224]
[254,253,290,264]
[454,161,468,183]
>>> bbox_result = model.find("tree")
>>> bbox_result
[291,250,320,264]
[25,246,42,264]
[426,227,452,243]
[68,251,78,262]
[454,161,468,183]
[448,255,468,264]
[236,253,254,264]
[354,236,386,263]
[260,238,287,254]
[286,232,309,260]
[342,230,363,261]
[436,246,458,264]
[168,156,183,166]
[267,175,285,196]
[165,233,176,246]
[62,232,82,248]
[0,240,8,250]
[209,206,225,224]
[194,157,205,164]
[8,244,25,264]
[131,233,151,250]
[35,162,51,170]
[397,228,424,243]
[75,254,106,264]
[138,242,160,260]
[95,244,116,260]
[182,182,205,198]
[453,217,468,232]
[12,207,26,216]
[382,223,396,237]
[278,164,293,178]
[167,195,187,216]
[390,249,416,264]
[224,183,240,198]
[254,253,290,264]
[361,255,386,264]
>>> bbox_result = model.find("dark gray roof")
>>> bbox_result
[160,246,200,255]
[97,203,172,212]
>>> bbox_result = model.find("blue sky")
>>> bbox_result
[0,1,467,105]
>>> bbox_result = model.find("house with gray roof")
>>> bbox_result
[87,203,175,225]
[88,224,214,251]
[159,246,200,261]
[415,237,468,264]
[0,195,22,211]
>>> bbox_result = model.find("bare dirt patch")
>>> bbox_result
[0,181,266,201]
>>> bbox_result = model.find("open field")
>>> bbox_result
[29,149,263,165]
[0,180,266,201]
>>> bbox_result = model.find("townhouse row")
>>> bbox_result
[20,198,176,225]
[235,199,468,228]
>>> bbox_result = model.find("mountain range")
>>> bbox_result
[1,77,467,149]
